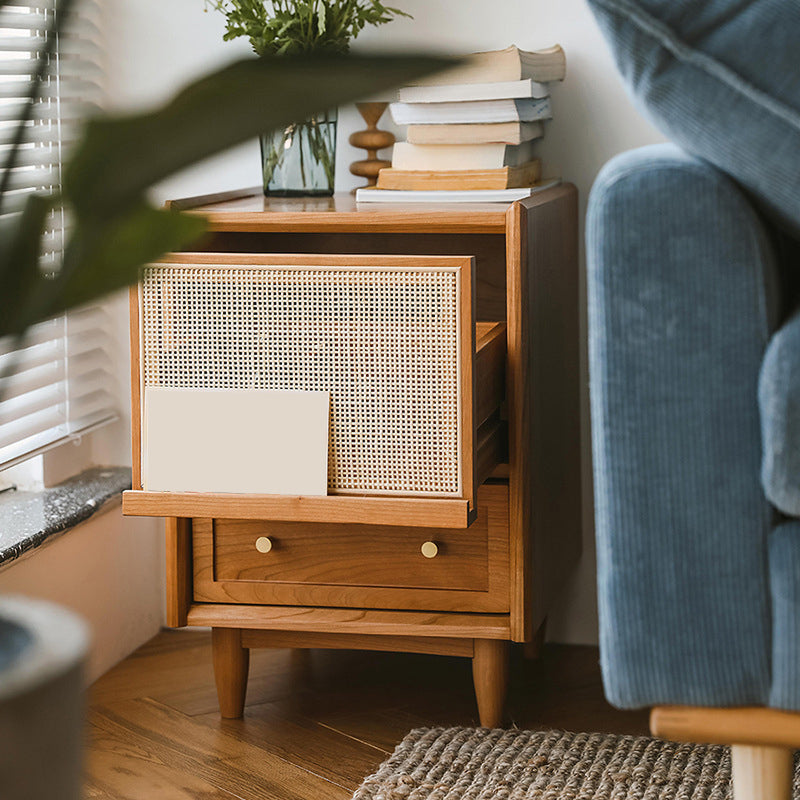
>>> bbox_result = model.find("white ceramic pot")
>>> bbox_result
[0,596,89,800]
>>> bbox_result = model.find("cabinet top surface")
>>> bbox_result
[168,188,514,234]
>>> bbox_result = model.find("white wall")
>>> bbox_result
[100,0,667,646]
[0,507,163,683]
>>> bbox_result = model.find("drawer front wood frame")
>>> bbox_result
[193,482,510,613]
[209,518,489,591]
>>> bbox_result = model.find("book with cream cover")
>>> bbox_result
[391,140,539,171]
[377,160,542,191]
[406,121,543,145]
[410,44,566,86]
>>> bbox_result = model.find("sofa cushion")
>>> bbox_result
[587,0,800,237]
[760,311,800,515]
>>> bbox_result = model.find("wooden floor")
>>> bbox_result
[85,630,649,799]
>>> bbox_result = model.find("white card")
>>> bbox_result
[143,387,329,496]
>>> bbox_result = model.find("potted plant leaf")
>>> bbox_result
[205,0,411,195]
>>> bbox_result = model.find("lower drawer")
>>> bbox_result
[211,519,487,590]
[193,482,510,613]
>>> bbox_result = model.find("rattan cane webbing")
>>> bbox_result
[353,727,800,800]
[141,264,461,496]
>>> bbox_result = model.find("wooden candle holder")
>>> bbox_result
[349,102,395,190]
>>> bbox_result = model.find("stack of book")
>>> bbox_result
[356,45,566,204]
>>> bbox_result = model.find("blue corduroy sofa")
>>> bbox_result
[586,0,800,794]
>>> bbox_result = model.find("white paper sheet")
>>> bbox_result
[143,387,329,495]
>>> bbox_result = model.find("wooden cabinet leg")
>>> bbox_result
[211,627,249,719]
[731,745,794,800]
[472,639,509,728]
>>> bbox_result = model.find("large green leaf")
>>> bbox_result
[0,194,53,336]
[65,53,452,218]
[2,52,452,339]
[50,206,208,320]
[1,206,207,338]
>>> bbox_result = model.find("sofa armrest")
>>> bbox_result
[587,143,778,708]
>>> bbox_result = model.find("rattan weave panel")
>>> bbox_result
[141,264,462,496]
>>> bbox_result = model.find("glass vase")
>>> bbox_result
[260,110,337,196]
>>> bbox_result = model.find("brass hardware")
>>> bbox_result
[255,536,273,554]
[420,541,439,559]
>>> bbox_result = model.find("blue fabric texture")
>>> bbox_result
[760,312,800,516]
[586,0,800,238]
[587,144,778,709]
[769,523,800,709]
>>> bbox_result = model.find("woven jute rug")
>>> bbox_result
[352,727,800,800]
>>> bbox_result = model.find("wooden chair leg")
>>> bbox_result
[472,639,509,728]
[731,745,794,800]
[211,627,250,719]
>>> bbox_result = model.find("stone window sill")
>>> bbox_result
[0,467,131,568]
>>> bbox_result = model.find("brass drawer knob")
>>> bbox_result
[421,541,439,559]
[255,536,273,554]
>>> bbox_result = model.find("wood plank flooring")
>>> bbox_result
[85,630,649,799]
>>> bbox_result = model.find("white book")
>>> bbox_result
[398,78,549,104]
[355,179,561,205]
[391,140,539,171]
[390,97,551,126]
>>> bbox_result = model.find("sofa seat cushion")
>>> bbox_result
[760,312,800,516]
[587,0,800,238]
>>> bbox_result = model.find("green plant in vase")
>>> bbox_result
[206,0,411,196]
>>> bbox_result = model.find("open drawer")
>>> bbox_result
[123,252,506,528]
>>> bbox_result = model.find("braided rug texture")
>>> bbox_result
[352,727,800,800]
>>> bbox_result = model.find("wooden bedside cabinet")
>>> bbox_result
[122,186,582,727]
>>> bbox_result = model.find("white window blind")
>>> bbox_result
[0,0,117,470]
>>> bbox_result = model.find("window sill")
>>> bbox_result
[0,467,132,568]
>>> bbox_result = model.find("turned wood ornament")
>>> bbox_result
[349,102,395,190]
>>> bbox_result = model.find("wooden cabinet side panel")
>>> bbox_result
[506,185,582,641]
